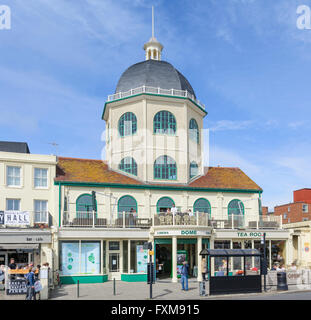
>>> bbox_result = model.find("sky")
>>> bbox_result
[1,0,311,210]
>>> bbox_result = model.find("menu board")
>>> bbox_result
[80,242,100,275]
[61,242,79,275]
[136,245,148,273]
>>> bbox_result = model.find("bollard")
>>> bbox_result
[277,272,288,291]
[77,280,79,298]
[113,278,116,295]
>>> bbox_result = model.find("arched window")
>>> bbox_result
[118,112,137,137]
[189,118,199,143]
[76,194,97,218]
[157,197,175,213]
[193,198,211,217]
[119,157,137,176]
[228,199,244,216]
[154,155,177,180]
[153,111,176,135]
[118,195,137,214]
[189,161,198,179]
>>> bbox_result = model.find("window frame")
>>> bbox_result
[189,161,199,179]
[118,112,137,137]
[6,198,21,211]
[228,199,245,216]
[193,198,211,217]
[6,165,22,187]
[117,195,137,214]
[189,118,199,143]
[153,110,177,135]
[34,167,49,189]
[154,155,177,180]
[118,157,138,176]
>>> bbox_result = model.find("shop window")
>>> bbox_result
[119,157,137,176]
[118,112,137,137]
[154,155,177,180]
[109,241,120,251]
[118,196,137,215]
[34,168,48,188]
[189,118,199,143]
[103,240,106,274]
[211,257,228,276]
[189,161,198,179]
[153,111,176,135]
[60,241,100,275]
[271,240,285,267]
[76,194,97,219]
[130,240,147,273]
[7,166,21,186]
[156,196,175,213]
[232,242,242,270]
[6,199,20,211]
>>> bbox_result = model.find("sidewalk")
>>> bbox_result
[1,280,310,300]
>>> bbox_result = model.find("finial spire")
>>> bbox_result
[143,6,163,61]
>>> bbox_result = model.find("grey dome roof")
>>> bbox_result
[115,60,196,98]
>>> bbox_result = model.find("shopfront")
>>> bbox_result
[212,230,290,272]
[153,227,212,282]
[0,230,52,268]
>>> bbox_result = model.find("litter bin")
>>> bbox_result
[199,281,206,296]
[277,272,288,291]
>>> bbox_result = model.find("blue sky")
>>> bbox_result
[1,0,311,209]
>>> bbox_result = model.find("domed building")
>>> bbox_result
[54,19,289,286]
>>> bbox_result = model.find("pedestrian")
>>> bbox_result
[201,258,207,281]
[276,264,285,272]
[188,209,193,217]
[180,261,189,291]
[8,258,17,280]
[289,263,297,271]
[171,204,177,216]
[25,266,36,300]
[35,265,41,300]
[0,265,5,290]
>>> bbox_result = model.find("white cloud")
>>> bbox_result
[210,120,253,132]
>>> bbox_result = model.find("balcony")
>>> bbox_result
[0,211,51,229]
[61,211,283,230]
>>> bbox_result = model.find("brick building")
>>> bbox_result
[274,189,311,224]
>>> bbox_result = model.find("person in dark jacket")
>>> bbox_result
[25,267,36,300]
[180,261,189,291]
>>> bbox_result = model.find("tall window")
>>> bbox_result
[193,198,211,216]
[189,161,198,179]
[34,168,48,188]
[7,166,21,186]
[119,157,137,176]
[6,199,20,211]
[228,199,244,216]
[154,155,177,180]
[118,195,137,214]
[34,200,48,223]
[118,112,137,137]
[76,194,96,218]
[189,118,199,143]
[157,197,175,213]
[153,111,176,135]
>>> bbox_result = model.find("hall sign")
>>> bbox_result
[1,211,30,226]
[155,230,211,236]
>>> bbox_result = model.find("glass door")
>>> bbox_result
[109,253,120,272]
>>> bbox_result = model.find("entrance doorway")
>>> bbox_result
[156,244,171,279]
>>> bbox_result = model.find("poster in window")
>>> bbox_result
[80,242,100,275]
[61,242,79,275]
[136,245,148,273]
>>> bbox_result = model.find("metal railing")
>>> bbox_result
[107,85,206,110]
[60,211,282,230]
[0,211,50,228]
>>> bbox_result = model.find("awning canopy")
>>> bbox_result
[0,244,39,250]
[200,248,261,257]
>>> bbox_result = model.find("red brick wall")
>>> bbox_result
[262,206,268,216]
[274,202,310,224]
[294,189,311,204]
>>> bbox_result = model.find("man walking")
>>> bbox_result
[25,266,36,300]
[181,261,189,291]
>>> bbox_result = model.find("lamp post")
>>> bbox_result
[261,232,267,292]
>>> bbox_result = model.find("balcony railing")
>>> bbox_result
[0,211,50,228]
[107,85,206,110]
[61,211,283,230]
